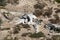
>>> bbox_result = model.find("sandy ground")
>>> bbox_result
[0,0,60,40]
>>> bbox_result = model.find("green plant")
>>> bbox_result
[21,24,30,28]
[34,3,45,9]
[0,0,6,6]
[33,9,42,17]
[7,0,19,5]
[29,32,45,38]
[21,32,32,37]
[4,36,13,40]
[0,18,2,26]
[52,35,60,40]
[55,0,60,3]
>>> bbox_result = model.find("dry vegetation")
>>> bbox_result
[49,14,60,24]
[0,0,60,40]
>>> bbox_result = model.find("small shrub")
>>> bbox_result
[55,0,60,3]
[49,14,60,24]
[21,33,31,37]
[13,26,20,34]
[43,7,52,17]
[55,9,60,13]
[0,18,2,26]
[52,35,60,40]
[53,14,59,20]
[4,35,13,40]
[7,0,19,5]
[29,32,45,38]
[21,24,30,28]
[0,0,6,6]
[34,3,45,9]
[14,37,18,40]
[33,9,42,17]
